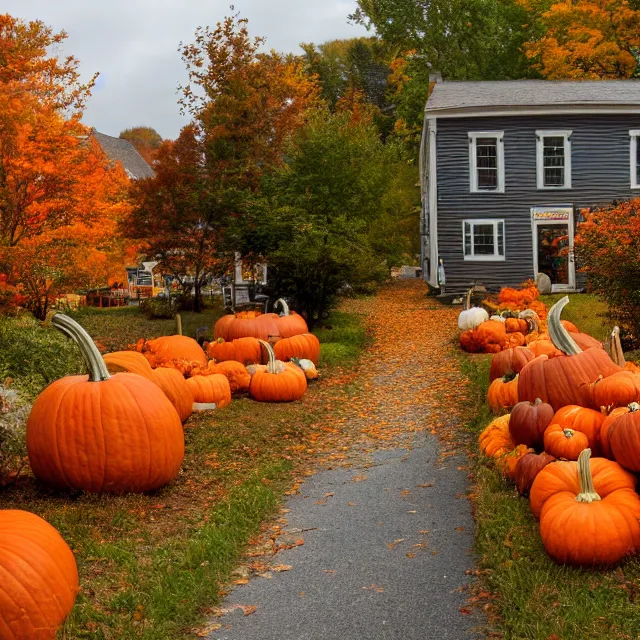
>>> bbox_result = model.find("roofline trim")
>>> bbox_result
[425,104,640,118]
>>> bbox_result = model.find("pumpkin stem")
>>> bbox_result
[575,448,601,503]
[563,428,575,438]
[258,339,279,374]
[464,288,472,311]
[629,402,640,413]
[45,312,111,382]
[274,298,290,316]
[519,309,540,333]
[548,296,582,356]
[606,326,626,367]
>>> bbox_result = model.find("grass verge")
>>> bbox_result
[460,347,640,640]
[0,306,366,639]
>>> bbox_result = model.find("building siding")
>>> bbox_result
[435,114,640,291]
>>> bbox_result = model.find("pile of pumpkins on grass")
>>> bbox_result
[0,300,319,639]
[464,290,640,568]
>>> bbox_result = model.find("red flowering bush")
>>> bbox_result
[575,198,640,347]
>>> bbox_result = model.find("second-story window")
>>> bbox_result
[536,130,572,189]
[469,132,505,193]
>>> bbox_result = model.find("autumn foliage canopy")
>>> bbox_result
[0,14,133,317]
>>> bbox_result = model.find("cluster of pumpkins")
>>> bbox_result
[458,286,550,354]
[0,300,319,638]
[479,296,640,567]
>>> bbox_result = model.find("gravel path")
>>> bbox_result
[206,281,480,640]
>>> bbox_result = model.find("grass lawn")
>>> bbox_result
[539,292,612,341]
[460,293,640,640]
[0,304,369,639]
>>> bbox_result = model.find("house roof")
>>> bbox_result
[425,80,640,118]
[92,131,155,179]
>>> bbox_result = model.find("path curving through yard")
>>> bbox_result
[207,280,479,640]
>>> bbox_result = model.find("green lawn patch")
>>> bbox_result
[539,293,611,341]
[0,304,365,639]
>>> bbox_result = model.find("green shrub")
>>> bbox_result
[0,313,84,400]
[140,296,178,319]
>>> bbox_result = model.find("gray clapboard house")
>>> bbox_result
[420,79,640,293]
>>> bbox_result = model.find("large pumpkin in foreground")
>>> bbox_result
[27,313,185,494]
[518,297,621,411]
[540,449,640,566]
[0,510,79,639]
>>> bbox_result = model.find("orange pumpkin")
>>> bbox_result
[0,510,79,639]
[561,320,579,333]
[141,335,207,367]
[543,424,589,460]
[27,313,185,494]
[460,320,507,354]
[151,367,194,422]
[539,449,640,566]
[275,299,309,338]
[600,406,631,459]
[530,454,636,518]
[505,332,526,348]
[103,351,154,379]
[505,318,528,334]
[489,346,534,382]
[590,371,640,410]
[206,337,264,365]
[607,403,640,472]
[550,405,606,454]
[479,415,515,458]
[214,312,281,342]
[207,361,251,393]
[487,373,519,413]
[274,333,320,365]
[250,341,307,402]
[186,374,232,407]
[527,339,563,358]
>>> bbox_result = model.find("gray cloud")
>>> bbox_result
[4,1,369,139]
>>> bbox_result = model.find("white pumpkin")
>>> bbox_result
[458,290,488,330]
[490,315,506,323]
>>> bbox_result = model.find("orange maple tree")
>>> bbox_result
[520,0,640,78]
[0,14,133,317]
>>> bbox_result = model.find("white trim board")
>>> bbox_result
[428,118,439,287]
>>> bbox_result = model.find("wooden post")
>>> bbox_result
[175,314,183,336]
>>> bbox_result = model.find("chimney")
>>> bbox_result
[429,72,442,84]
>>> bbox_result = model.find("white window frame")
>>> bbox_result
[630,130,640,189]
[536,130,572,190]
[462,219,506,261]
[468,131,505,193]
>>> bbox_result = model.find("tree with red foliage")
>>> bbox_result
[125,13,319,311]
[575,198,640,345]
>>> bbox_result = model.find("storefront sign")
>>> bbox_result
[531,207,571,221]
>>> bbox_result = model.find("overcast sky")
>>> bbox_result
[5,1,368,139]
